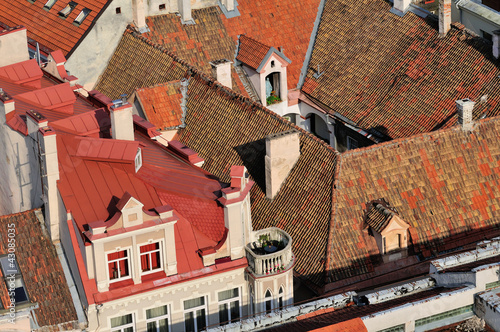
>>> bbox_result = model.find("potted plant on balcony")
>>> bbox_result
[258,234,270,248]
[266,91,281,105]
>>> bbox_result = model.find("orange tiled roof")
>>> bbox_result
[364,200,399,233]
[0,0,109,56]
[236,35,271,70]
[142,0,320,90]
[302,0,500,139]
[0,209,79,329]
[135,81,183,130]
[328,117,500,283]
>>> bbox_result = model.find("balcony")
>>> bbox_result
[246,227,294,276]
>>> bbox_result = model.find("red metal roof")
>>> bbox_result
[74,136,139,162]
[0,0,110,56]
[50,108,110,136]
[0,58,43,88]
[14,82,76,114]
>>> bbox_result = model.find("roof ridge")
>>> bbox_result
[0,208,40,219]
[126,26,339,154]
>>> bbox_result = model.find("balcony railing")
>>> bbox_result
[245,227,294,276]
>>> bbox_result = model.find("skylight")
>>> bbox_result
[44,0,57,10]
[58,1,76,18]
[73,8,91,25]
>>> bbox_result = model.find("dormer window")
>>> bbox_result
[73,8,90,25]
[107,249,131,281]
[58,1,77,18]
[135,148,142,173]
[43,0,56,9]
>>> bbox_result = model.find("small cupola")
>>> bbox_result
[364,199,410,262]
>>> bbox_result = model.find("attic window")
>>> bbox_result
[44,0,57,10]
[115,7,121,14]
[135,148,142,173]
[73,8,90,25]
[271,60,275,68]
[58,1,77,18]
[159,3,166,10]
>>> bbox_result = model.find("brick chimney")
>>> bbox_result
[493,30,500,59]
[178,0,192,22]
[0,89,15,121]
[0,26,29,67]
[210,59,233,89]
[38,126,61,241]
[439,0,452,37]
[265,130,300,199]
[132,0,146,30]
[456,98,475,131]
[392,0,411,16]
[110,98,134,141]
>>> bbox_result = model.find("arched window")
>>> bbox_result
[265,289,273,313]
[278,286,284,308]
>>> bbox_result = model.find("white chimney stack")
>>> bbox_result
[392,0,411,16]
[265,130,301,199]
[178,0,192,22]
[210,59,233,89]
[439,0,452,37]
[110,98,135,141]
[493,30,500,59]
[37,126,61,241]
[0,89,15,121]
[222,0,235,11]
[0,26,29,67]
[132,0,146,30]
[456,98,475,131]
[27,110,48,141]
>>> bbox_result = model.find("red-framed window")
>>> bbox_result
[140,243,161,273]
[108,250,130,281]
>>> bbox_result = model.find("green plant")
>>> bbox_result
[258,234,270,247]
[266,95,282,105]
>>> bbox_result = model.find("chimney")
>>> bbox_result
[0,89,15,121]
[26,110,48,141]
[221,0,235,12]
[38,126,61,241]
[265,130,300,199]
[456,98,475,131]
[0,26,29,67]
[179,78,189,128]
[210,59,233,89]
[132,0,146,30]
[493,30,500,59]
[178,0,192,22]
[392,0,411,16]
[110,97,134,141]
[439,0,452,37]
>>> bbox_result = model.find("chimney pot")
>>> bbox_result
[456,98,475,131]
[210,59,233,89]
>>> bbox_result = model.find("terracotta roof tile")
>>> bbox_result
[0,209,78,328]
[364,200,399,233]
[0,0,109,56]
[236,35,271,70]
[328,117,500,283]
[303,0,500,139]
[136,81,183,130]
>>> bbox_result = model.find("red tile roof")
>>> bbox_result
[0,209,79,329]
[0,0,110,56]
[135,81,183,130]
[302,0,500,139]
[236,35,271,70]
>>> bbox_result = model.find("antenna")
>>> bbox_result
[313,64,324,79]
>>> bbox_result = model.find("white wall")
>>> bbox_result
[451,1,500,37]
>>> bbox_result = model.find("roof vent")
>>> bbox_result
[456,98,475,131]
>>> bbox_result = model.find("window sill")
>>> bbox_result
[109,278,134,290]
[141,270,166,282]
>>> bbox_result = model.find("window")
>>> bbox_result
[159,3,166,10]
[107,250,130,281]
[347,136,358,150]
[43,0,57,9]
[135,148,142,172]
[249,285,254,315]
[140,243,161,274]
[116,7,121,14]
[482,30,493,43]
[486,280,500,289]
[146,305,169,332]
[415,305,473,327]
[184,296,207,332]
[74,8,91,25]
[111,313,134,332]
[277,286,284,308]
[264,289,273,313]
[383,237,386,254]
[218,288,240,325]
[58,1,76,18]
[0,256,28,303]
